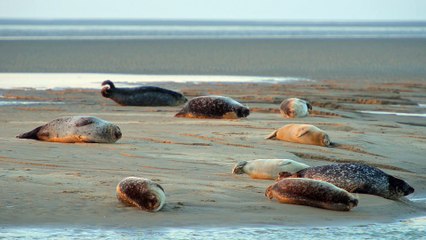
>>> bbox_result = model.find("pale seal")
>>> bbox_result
[278,163,415,200]
[17,116,122,143]
[265,178,358,211]
[101,80,187,106]
[280,98,312,118]
[266,124,331,147]
[116,177,165,212]
[232,159,309,180]
[175,95,250,119]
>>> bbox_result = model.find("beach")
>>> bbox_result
[0,37,426,237]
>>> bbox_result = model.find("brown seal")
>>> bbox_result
[265,178,358,211]
[266,124,331,147]
[116,177,165,212]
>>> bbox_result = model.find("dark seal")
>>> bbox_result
[116,177,166,212]
[175,95,250,119]
[101,80,187,106]
[278,163,415,200]
[266,178,358,211]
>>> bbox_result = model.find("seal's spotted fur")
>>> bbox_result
[175,95,250,119]
[279,163,414,200]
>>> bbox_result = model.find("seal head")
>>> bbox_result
[116,176,166,212]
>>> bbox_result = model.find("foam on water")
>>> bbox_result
[359,110,426,118]
[1,218,426,240]
[0,73,307,90]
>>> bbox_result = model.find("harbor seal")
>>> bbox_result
[116,177,165,212]
[101,80,187,106]
[232,159,309,180]
[280,98,312,118]
[278,163,415,200]
[16,116,122,143]
[266,178,358,211]
[175,95,250,119]
[266,124,331,147]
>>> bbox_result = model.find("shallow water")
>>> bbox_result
[0,100,64,106]
[0,73,307,90]
[359,110,426,118]
[1,218,426,240]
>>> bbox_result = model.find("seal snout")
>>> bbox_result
[237,107,250,118]
[349,198,359,209]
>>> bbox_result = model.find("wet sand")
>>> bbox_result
[1,38,426,81]
[0,78,425,228]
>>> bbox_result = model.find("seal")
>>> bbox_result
[266,124,331,147]
[101,80,187,106]
[175,95,250,119]
[278,163,415,200]
[280,98,312,118]
[16,116,122,143]
[232,159,309,180]
[266,178,358,211]
[116,177,165,212]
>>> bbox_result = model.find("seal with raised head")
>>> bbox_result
[278,163,415,200]
[17,116,122,143]
[232,159,309,180]
[266,178,358,211]
[116,177,165,212]
[101,80,187,106]
[266,124,331,147]
[280,98,312,118]
[175,95,250,119]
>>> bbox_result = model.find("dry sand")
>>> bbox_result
[0,79,425,228]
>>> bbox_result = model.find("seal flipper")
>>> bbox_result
[17,126,43,140]
[265,130,278,140]
[75,117,96,127]
[296,128,311,138]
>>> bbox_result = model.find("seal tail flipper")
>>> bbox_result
[101,80,115,88]
[265,130,278,140]
[232,161,248,174]
[16,126,42,140]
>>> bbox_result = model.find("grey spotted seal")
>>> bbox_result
[232,159,309,180]
[266,124,331,147]
[266,178,358,211]
[175,95,250,119]
[278,163,415,200]
[280,98,312,118]
[116,177,165,212]
[102,80,187,106]
[17,116,122,143]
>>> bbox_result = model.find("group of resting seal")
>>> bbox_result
[232,159,414,211]
[15,80,415,212]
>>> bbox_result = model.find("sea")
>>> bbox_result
[1,20,426,239]
[0,19,426,40]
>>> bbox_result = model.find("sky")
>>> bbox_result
[0,0,425,21]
